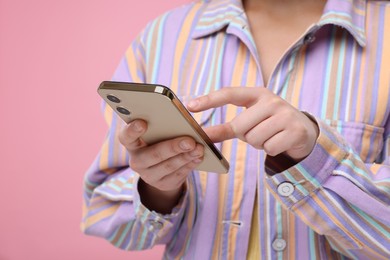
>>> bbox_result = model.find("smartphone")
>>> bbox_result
[97,81,229,174]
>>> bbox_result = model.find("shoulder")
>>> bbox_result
[366,0,390,10]
[138,0,207,44]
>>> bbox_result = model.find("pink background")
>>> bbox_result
[0,0,188,259]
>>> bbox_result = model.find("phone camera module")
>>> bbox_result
[116,106,131,115]
[107,94,121,103]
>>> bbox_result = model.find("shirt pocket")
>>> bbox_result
[326,120,385,163]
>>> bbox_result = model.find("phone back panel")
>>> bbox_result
[98,81,229,173]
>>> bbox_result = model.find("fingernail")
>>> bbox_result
[180,140,192,150]
[131,121,142,132]
[187,99,198,109]
[190,149,202,157]
[193,158,203,163]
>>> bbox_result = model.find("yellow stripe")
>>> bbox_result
[247,189,260,259]
[354,38,367,122]
[99,140,110,171]
[327,29,343,120]
[229,51,257,258]
[362,5,379,123]
[185,39,204,96]
[88,197,114,211]
[374,6,390,125]
[146,19,162,80]
[176,178,197,258]
[170,3,202,92]
[113,122,122,166]
[291,47,307,107]
[84,203,120,229]
[81,202,88,231]
[125,41,144,83]
[226,42,248,257]
[370,163,382,175]
[360,125,371,162]
[311,194,362,247]
[211,41,247,259]
[100,107,114,170]
[288,212,296,260]
[210,152,229,259]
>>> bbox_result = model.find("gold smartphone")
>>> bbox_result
[98,81,229,174]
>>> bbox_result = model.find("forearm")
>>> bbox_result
[265,118,390,258]
[82,166,191,250]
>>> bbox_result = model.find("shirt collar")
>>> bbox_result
[320,0,367,46]
[192,0,367,46]
[192,0,245,39]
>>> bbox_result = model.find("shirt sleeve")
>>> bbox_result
[80,29,196,251]
[265,116,390,259]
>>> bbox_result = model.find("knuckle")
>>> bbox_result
[172,139,184,154]
[175,175,188,186]
[250,142,263,150]
[118,130,128,146]
[189,145,204,158]
[183,152,196,162]
[221,87,232,97]
[163,160,176,173]
[140,174,153,185]
[291,122,307,139]
[203,94,212,104]
[254,143,263,150]
[244,131,253,142]
[129,157,142,171]
[155,179,174,191]
[150,148,164,162]
[282,110,295,120]
[155,181,166,191]
[268,97,283,109]
[231,121,244,140]
[244,131,260,148]
[141,172,161,187]
[263,143,277,156]
[178,165,195,176]
[174,168,187,178]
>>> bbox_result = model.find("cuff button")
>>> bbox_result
[277,182,294,197]
[148,219,164,230]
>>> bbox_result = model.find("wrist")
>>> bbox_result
[138,178,185,214]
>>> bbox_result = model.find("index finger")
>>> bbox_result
[204,123,236,143]
[187,87,259,112]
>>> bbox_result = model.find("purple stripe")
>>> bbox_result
[315,189,376,248]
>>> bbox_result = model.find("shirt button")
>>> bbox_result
[277,182,294,197]
[272,238,287,251]
[148,219,164,230]
[304,33,316,44]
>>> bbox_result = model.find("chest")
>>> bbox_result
[168,25,389,163]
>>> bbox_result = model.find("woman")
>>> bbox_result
[82,0,390,258]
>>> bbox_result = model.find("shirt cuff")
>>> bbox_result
[133,174,189,237]
[265,116,349,208]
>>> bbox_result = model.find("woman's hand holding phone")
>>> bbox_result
[118,119,204,214]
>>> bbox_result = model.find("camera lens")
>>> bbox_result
[116,106,131,115]
[107,94,121,103]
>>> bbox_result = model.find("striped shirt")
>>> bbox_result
[81,0,390,259]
